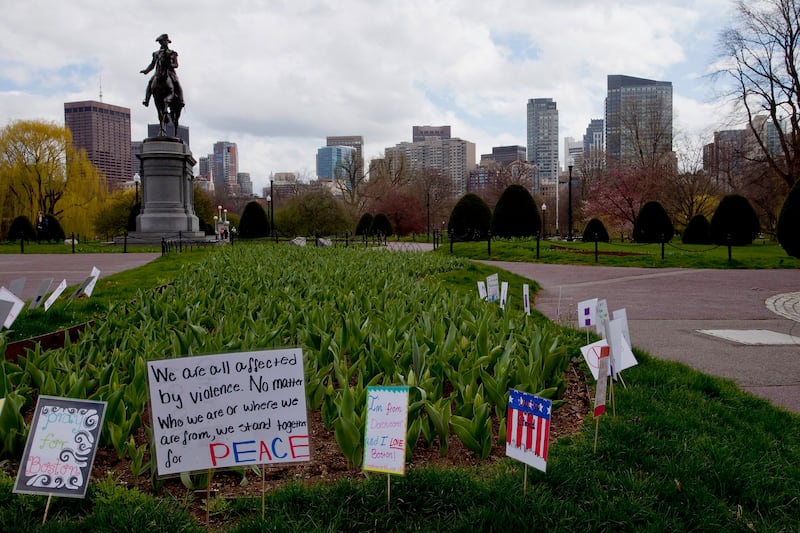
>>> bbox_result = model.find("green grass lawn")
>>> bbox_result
[0,241,799,531]
[442,237,800,269]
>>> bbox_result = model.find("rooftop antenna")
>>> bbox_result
[99,76,103,102]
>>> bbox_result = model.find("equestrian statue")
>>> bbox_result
[141,33,184,137]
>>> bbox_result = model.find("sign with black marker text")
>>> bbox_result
[147,348,309,476]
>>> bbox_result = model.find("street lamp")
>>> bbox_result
[269,179,275,236]
[567,163,574,241]
[133,173,141,205]
[213,215,218,240]
[541,203,547,238]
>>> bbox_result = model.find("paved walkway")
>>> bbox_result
[0,253,161,302]
[485,262,800,414]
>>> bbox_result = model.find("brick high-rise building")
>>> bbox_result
[64,100,131,188]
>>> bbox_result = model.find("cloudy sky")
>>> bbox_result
[1,0,740,194]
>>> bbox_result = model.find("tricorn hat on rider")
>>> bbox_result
[156,34,171,43]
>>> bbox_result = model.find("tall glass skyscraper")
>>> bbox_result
[605,75,672,167]
[526,98,559,190]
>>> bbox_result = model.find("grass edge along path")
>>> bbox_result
[1,351,798,531]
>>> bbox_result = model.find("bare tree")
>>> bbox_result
[334,152,368,215]
[717,0,800,187]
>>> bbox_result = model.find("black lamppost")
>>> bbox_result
[133,173,141,205]
[269,179,275,234]
[541,203,547,238]
[567,164,573,241]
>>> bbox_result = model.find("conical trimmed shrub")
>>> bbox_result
[372,213,393,237]
[237,201,270,238]
[8,215,36,241]
[582,218,610,242]
[710,194,759,245]
[633,201,673,243]
[682,214,712,245]
[355,213,373,236]
[778,180,800,258]
[490,184,539,238]
[448,193,491,241]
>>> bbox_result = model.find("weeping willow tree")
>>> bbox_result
[0,119,107,239]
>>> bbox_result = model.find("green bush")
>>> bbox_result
[490,184,540,238]
[633,201,673,243]
[448,193,491,241]
[38,214,66,242]
[126,202,141,232]
[710,194,759,245]
[582,218,610,242]
[237,201,270,238]
[682,214,712,245]
[7,215,36,241]
[777,179,800,258]
[372,213,392,237]
[355,212,373,236]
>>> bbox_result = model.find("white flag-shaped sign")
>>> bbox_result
[580,339,610,381]
[577,298,598,329]
[486,274,500,303]
[506,389,551,472]
[499,281,508,310]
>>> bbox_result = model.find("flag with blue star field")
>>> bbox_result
[506,389,551,472]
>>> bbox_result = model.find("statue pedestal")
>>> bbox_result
[130,137,206,242]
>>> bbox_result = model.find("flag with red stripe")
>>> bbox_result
[506,389,551,472]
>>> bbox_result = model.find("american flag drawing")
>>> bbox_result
[506,389,552,472]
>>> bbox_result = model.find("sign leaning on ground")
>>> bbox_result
[147,348,309,476]
[14,396,107,498]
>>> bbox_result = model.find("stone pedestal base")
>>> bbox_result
[131,137,205,241]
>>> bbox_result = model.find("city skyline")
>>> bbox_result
[1,0,736,193]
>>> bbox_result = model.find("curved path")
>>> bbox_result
[484,262,800,414]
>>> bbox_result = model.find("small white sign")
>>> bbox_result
[363,386,409,475]
[84,266,101,297]
[578,298,598,328]
[477,281,487,301]
[44,279,67,311]
[499,281,508,310]
[522,284,531,316]
[0,287,24,329]
[580,339,610,381]
[486,274,500,303]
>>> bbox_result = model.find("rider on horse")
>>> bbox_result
[141,34,184,109]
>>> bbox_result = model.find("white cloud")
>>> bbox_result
[0,0,741,193]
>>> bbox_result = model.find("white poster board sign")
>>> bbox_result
[363,386,409,475]
[14,396,106,498]
[147,348,309,476]
[577,298,598,329]
[84,266,101,297]
[506,389,551,472]
[499,281,509,310]
[522,284,531,316]
[477,281,487,301]
[580,339,610,381]
[486,274,500,303]
[44,279,67,311]
[0,287,24,329]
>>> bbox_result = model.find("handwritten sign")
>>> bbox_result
[14,396,106,498]
[363,386,408,475]
[147,348,309,476]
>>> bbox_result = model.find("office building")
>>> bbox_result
[526,98,559,190]
[583,119,605,170]
[317,145,356,180]
[412,125,451,142]
[385,137,476,196]
[326,135,364,177]
[64,100,132,187]
[237,172,253,196]
[605,75,673,167]
[564,137,583,169]
[212,141,238,195]
[480,145,526,166]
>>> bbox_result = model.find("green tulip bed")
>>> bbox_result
[0,245,570,480]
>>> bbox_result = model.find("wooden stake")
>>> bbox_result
[206,468,212,527]
[523,464,528,496]
[42,494,52,524]
[610,379,616,417]
[261,465,266,521]
[593,417,600,453]
[386,474,391,511]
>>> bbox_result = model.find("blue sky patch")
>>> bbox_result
[0,61,99,96]
[489,31,539,63]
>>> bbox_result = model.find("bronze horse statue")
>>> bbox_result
[141,34,184,137]
[149,51,183,137]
